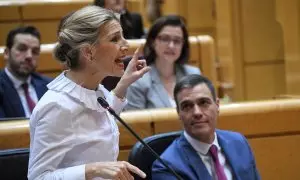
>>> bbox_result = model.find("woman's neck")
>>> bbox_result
[155,59,176,79]
[66,68,105,90]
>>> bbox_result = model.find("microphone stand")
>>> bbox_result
[97,97,183,180]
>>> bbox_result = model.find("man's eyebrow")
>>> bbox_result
[179,99,192,106]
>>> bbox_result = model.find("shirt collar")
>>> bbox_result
[5,67,31,89]
[184,131,220,155]
[47,71,107,112]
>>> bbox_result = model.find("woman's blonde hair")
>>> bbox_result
[54,5,119,69]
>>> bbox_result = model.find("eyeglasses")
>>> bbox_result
[156,35,184,47]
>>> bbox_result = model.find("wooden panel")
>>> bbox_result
[118,149,130,161]
[38,50,63,72]
[249,135,300,180]
[0,120,29,150]
[127,39,146,55]
[242,0,284,63]
[189,36,200,65]
[186,0,215,29]
[151,108,182,134]
[24,21,60,44]
[197,35,217,87]
[161,0,181,15]
[126,0,143,13]
[0,35,211,83]
[153,99,300,136]
[0,48,5,68]
[119,111,153,147]
[0,4,21,21]
[276,0,300,94]
[245,63,286,100]
[219,99,300,136]
[21,0,90,20]
[215,0,245,101]
[41,72,60,79]
[0,23,21,45]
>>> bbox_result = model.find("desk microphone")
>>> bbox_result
[97,97,183,180]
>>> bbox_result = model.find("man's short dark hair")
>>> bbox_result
[6,26,41,49]
[174,74,217,106]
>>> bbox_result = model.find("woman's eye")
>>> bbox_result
[111,36,119,43]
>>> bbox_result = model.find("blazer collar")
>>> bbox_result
[179,134,212,180]
[180,130,242,180]
[149,65,171,107]
[47,72,106,112]
[216,130,240,180]
[149,64,187,107]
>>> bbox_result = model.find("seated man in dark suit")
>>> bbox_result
[0,26,51,118]
[152,74,260,180]
[95,0,145,91]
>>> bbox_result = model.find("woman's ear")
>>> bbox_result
[81,45,94,61]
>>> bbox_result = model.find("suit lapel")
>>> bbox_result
[175,65,186,81]
[150,66,172,107]
[179,135,212,180]
[1,71,25,117]
[32,77,43,99]
[217,130,240,180]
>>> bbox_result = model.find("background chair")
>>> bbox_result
[128,131,182,180]
[0,148,30,180]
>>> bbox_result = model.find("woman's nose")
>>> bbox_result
[120,41,129,55]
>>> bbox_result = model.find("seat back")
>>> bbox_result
[128,131,182,180]
[0,148,30,180]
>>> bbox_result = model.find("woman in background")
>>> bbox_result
[125,15,201,110]
[28,6,149,180]
[94,0,145,39]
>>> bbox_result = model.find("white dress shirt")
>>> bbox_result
[28,72,127,180]
[5,68,38,117]
[184,131,233,180]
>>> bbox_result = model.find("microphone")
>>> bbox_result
[97,97,183,180]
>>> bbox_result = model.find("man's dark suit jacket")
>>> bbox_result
[152,130,260,180]
[0,70,52,118]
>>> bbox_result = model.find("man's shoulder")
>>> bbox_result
[31,72,52,84]
[0,70,8,80]
[216,129,246,141]
[0,70,11,90]
[157,134,185,161]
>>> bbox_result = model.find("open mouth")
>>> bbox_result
[115,58,125,69]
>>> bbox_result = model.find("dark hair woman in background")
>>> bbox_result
[125,15,201,110]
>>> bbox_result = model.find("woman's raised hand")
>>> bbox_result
[114,47,151,98]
